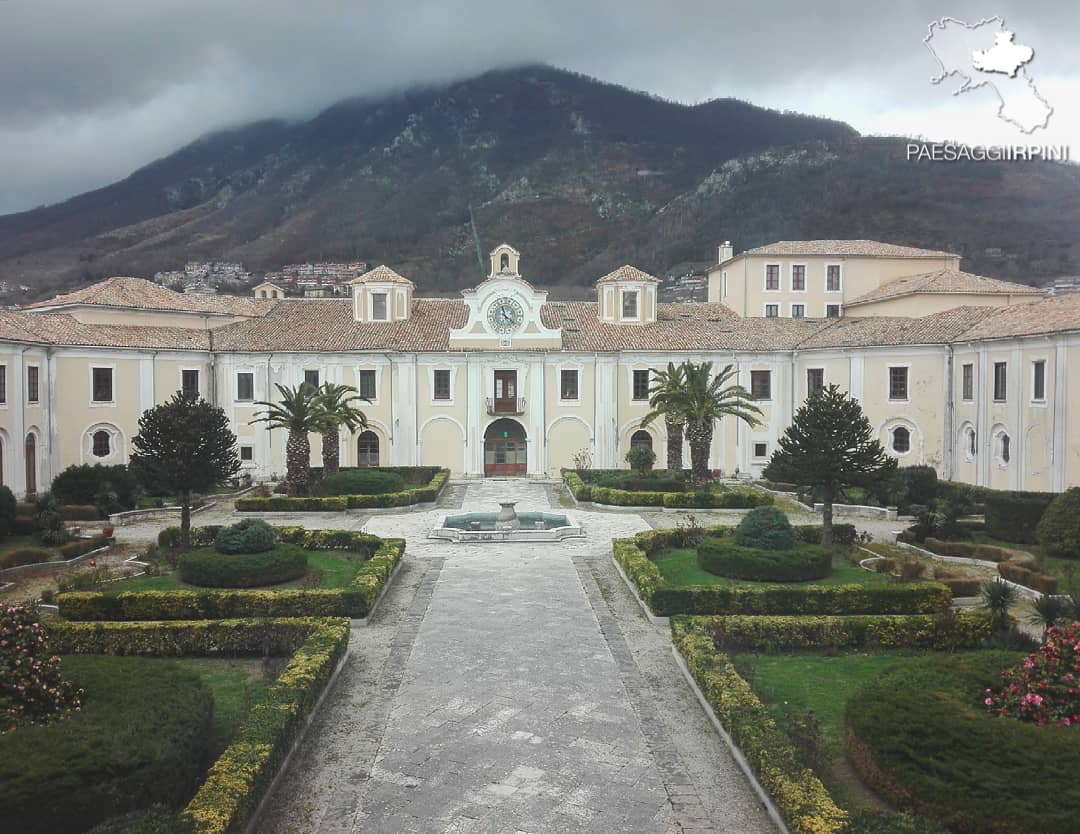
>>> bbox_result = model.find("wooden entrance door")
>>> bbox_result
[484,419,526,476]
[493,370,518,414]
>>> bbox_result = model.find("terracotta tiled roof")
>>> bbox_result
[0,310,211,350]
[845,269,1043,307]
[736,240,959,259]
[956,292,1080,341]
[349,265,415,286]
[210,299,466,352]
[24,277,274,316]
[798,307,999,349]
[595,265,660,284]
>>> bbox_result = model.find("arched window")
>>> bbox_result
[892,426,910,454]
[630,430,653,451]
[24,433,36,496]
[968,427,977,458]
[1000,433,1011,464]
[357,431,379,467]
[92,430,111,458]
[500,253,510,271]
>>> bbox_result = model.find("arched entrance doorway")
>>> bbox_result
[484,419,526,477]
[24,433,36,496]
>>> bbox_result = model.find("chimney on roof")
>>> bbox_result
[718,241,734,263]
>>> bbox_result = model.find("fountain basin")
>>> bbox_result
[430,511,583,542]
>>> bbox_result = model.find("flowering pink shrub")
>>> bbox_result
[0,604,82,733]
[986,620,1080,727]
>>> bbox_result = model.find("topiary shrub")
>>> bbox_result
[1,604,82,733]
[317,469,405,496]
[178,544,308,588]
[0,655,212,834]
[0,547,55,569]
[984,490,1057,544]
[624,444,656,477]
[733,505,794,550]
[1037,487,1080,559]
[697,537,831,583]
[0,485,16,538]
[213,519,275,554]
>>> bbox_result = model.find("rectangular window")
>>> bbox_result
[371,292,388,321]
[994,362,1008,402]
[240,445,254,462]
[237,372,254,402]
[632,369,650,401]
[560,369,579,401]
[807,368,824,395]
[826,264,842,291]
[0,365,6,404]
[303,369,320,390]
[765,264,780,290]
[765,304,779,318]
[181,369,199,398]
[791,304,805,319]
[433,369,451,401]
[826,304,842,319]
[750,370,772,401]
[962,363,974,401]
[27,365,39,404]
[1032,360,1046,401]
[791,265,806,291]
[753,442,768,459]
[357,370,376,400]
[622,290,638,319]
[92,367,113,403]
[889,366,909,401]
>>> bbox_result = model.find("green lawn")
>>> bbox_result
[653,547,892,590]
[110,549,365,592]
[732,649,1023,810]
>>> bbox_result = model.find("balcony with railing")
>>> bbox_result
[486,396,527,416]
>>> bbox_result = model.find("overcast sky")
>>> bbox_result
[0,1,1076,215]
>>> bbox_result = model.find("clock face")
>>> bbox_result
[487,297,524,333]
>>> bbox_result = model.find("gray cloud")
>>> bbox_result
[0,0,1076,214]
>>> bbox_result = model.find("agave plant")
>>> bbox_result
[250,383,323,495]
[315,383,370,477]
[981,577,1018,631]
[1028,594,1076,635]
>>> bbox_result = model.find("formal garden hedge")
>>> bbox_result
[697,537,832,583]
[236,468,449,512]
[696,611,994,652]
[983,489,1057,544]
[48,617,349,834]
[613,523,945,616]
[58,526,404,620]
[0,655,214,834]
[846,652,1080,834]
[1036,487,1080,559]
[178,545,309,588]
[562,470,774,509]
[671,618,847,834]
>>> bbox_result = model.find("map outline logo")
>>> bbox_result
[924,16,1053,135]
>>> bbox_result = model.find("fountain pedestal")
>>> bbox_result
[495,501,521,531]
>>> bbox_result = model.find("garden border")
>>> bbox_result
[0,540,111,581]
[562,470,776,511]
[235,469,450,513]
[47,617,349,834]
[893,540,1042,600]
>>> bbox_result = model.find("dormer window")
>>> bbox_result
[622,290,639,319]
[371,292,388,321]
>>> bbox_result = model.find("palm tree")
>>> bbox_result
[251,383,323,495]
[315,383,370,477]
[679,362,762,486]
[641,362,687,473]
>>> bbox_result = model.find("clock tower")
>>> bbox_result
[448,244,562,350]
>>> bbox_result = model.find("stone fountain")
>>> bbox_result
[495,502,521,531]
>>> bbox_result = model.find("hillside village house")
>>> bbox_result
[0,241,1077,497]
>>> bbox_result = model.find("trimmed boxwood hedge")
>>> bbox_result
[697,537,831,583]
[49,617,349,834]
[58,529,404,620]
[998,560,1058,594]
[1037,487,1080,559]
[983,489,1057,544]
[236,469,449,512]
[846,652,1080,834]
[562,469,772,509]
[697,611,993,652]
[178,544,308,588]
[0,546,54,568]
[0,655,214,834]
[672,619,847,834]
[317,469,405,496]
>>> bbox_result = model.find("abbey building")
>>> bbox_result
[0,240,1077,495]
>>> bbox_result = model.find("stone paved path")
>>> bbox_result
[256,480,776,834]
